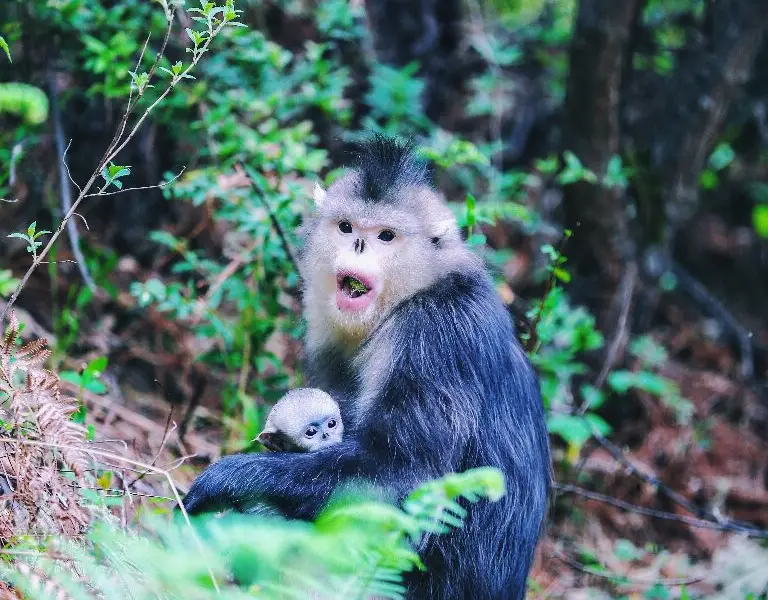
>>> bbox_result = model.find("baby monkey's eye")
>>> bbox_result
[327,419,337,428]
[378,229,396,242]
[305,426,318,438]
[338,220,353,234]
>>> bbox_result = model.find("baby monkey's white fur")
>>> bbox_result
[258,388,343,452]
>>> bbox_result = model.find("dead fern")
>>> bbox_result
[0,313,91,543]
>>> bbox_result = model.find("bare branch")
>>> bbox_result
[240,163,301,275]
[554,482,768,537]
[61,140,82,194]
[553,549,704,587]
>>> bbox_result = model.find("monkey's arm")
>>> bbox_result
[181,440,371,518]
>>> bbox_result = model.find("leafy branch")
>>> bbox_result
[0,0,244,328]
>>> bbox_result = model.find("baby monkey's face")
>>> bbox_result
[293,413,343,452]
[257,388,343,453]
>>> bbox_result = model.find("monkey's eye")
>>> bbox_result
[378,229,396,242]
[327,419,337,428]
[305,426,318,438]
[338,220,353,234]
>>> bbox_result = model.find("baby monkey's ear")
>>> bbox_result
[313,181,327,208]
[256,431,301,453]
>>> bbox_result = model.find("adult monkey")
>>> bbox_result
[183,134,551,599]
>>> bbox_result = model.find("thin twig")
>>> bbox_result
[670,260,754,380]
[528,228,574,352]
[83,168,185,197]
[240,163,301,275]
[554,482,768,537]
[125,407,176,490]
[61,140,82,195]
[553,549,704,587]
[584,262,638,411]
[588,427,768,537]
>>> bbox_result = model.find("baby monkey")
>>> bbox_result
[256,388,343,453]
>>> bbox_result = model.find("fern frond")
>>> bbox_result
[2,312,19,355]
[0,314,91,542]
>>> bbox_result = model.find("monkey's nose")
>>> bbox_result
[322,433,329,439]
[353,238,366,254]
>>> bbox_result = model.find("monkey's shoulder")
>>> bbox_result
[389,268,513,338]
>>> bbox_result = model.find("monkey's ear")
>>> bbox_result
[313,182,327,208]
[429,217,458,246]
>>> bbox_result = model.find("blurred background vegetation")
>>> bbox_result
[0,0,767,598]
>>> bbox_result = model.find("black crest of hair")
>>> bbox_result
[346,133,435,203]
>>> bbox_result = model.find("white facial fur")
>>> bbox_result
[260,388,343,452]
[300,172,478,353]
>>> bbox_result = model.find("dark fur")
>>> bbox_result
[349,134,435,203]
[183,268,551,599]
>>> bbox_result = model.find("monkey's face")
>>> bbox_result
[302,175,468,347]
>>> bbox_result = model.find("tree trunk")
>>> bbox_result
[561,0,642,333]
[362,0,464,121]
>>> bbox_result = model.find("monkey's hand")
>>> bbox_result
[182,441,362,519]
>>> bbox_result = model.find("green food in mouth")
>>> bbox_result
[344,276,370,297]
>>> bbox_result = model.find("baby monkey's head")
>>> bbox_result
[257,388,343,453]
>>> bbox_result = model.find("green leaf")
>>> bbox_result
[580,384,605,410]
[465,194,476,226]
[547,413,592,447]
[59,371,83,386]
[613,539,644,562]
[584,413,612,436]
[699,169,718,189]
[0,36,11,63]
[708,142,735,171]
[85,380,108,394]
[7,233,31,243]
[86,356,108,374]
[753,204,768,238]
[552,267,571,283]
[535,155,559,175]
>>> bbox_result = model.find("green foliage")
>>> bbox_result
[362,62,430,135]
[5,468,504,600]
[6,221,51,259]
[0,35,11,62]
[100,162,132,191]
[700,142,736,190]
[61,356,109,398]
[748,182,768,238]
[0,269,20,298]
[556,151,597,185]
[0,83,49,125]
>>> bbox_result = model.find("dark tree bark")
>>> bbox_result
[563,0,768,344]
[363,0,464,121]
[561,0,643,334]
[649,0,768,249]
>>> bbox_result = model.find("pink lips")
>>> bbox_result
[336,270,376,312]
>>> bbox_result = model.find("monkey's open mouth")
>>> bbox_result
[340,275,370,298]
[336,271,375,311]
